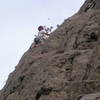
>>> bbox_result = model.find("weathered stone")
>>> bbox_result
[0,0,100,100]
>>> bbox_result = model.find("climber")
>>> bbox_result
[38,25,50,41]
[31,26,50,48]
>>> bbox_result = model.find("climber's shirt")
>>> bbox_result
[36,30,49,40]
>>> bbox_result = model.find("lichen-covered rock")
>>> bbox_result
[0,0,100,100]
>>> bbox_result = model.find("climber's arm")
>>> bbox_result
[44,32,50,36]
[41,31,50,36]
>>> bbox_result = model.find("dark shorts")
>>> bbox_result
[34,38,41,44]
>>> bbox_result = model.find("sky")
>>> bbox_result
[0,0,85,90]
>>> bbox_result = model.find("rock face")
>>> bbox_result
[0,0,100,100]
[79,0,100,13]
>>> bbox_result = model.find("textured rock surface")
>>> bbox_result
[79,0,100,13]
[0,0,100,100]
[80,93,100,100]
